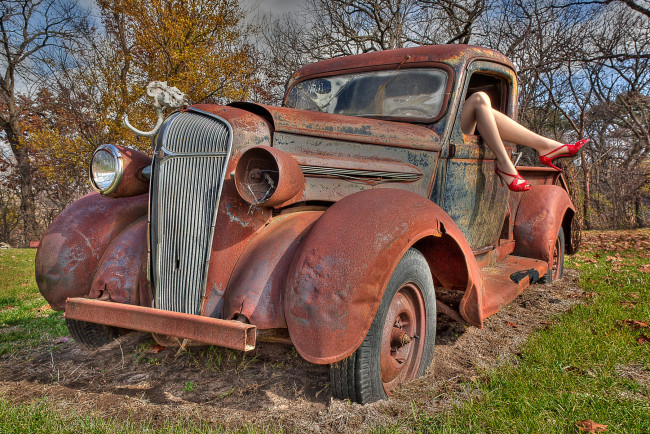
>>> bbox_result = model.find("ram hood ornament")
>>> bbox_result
[123,81,188,138]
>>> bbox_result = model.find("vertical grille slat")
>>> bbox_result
[150,110,232,315]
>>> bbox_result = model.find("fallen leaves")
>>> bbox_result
[615,319,649,345]
[576,420,608,432]
[580,230,650,258]
[149,344,166,354]
[564,366,587,376]
[506,322,518,328]
[618,319,649,329]
[619,301,636,308]
[639,264,650,273]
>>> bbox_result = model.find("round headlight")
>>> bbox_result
[89,144,123,194]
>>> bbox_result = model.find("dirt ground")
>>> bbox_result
[0,268,587,433]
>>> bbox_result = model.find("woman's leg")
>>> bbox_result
[491,110,564,155]
[460,92,525,186]
[462,91,570,156]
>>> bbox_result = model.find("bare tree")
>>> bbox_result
[0,0,87,244]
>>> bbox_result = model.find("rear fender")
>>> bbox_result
[35,193,148,310]
[513,185,575,263]
[285,189,483,364]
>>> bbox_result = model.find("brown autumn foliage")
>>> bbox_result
[1,0,259,246]
[1,0,648,245]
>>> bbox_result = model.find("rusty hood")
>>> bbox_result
[229,102,441,152]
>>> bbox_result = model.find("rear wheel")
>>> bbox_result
[330,248,436,403]
[66,318,120,349]
[542,227,565,284]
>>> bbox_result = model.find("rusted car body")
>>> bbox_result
[36,45,577,403]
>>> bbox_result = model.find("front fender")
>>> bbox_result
[35,193,148,310]
[513,185,575,263]
[285,188,482,364]
[222,211,322,328]
[87,218,151,308]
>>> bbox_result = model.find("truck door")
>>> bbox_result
[439,61,517,251]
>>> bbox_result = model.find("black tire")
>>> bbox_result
[330,248,436,403]
[541,227,565,284]
[66,318,119,349]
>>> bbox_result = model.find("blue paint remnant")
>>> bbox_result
[408,151,430,168]
[225,202,250,227]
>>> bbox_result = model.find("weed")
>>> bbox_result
[132,342,152,365]
[184,381,197,392]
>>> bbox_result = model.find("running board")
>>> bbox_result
[481,255,548,318]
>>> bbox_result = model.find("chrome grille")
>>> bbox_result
[150,110,232,315]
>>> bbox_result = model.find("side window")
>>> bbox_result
[465,72,508,117]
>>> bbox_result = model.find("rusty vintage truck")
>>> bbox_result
[35,45,577,403]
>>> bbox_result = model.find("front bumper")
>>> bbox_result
[65,298,256,351]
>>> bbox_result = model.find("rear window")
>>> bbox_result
[285,68,448,120]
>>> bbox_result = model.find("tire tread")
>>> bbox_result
[66,318,119,349]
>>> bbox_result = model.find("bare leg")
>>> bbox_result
[461,92,524,186]
[461,92,569,157]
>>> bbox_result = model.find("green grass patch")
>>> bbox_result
[0,396,269,433]
[413,248,650,433]
[0,249,67,355]
[0,396,277,433]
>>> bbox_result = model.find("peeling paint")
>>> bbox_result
[225,202,250,227]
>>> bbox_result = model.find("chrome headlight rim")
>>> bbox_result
[89,144,124,195]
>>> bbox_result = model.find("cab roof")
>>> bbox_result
[287,44,515,88]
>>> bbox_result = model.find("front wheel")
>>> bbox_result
[330,248,436,403]
[66,318,120,349]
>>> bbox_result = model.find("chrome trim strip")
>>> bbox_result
[299,165,422,182]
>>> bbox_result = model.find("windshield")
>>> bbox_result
[285,68,448,120]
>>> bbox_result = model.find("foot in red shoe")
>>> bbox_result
[495,165,532,192]
[539,139,589,171]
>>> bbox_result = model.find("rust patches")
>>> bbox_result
[223,211,322,329]
[103,146,151,198]
[201,179,272,318]
[513,185,574,265]
[35,193,148,311]
[88,218,150,307]
[232,102,441,151]
[66,298,256,352]
[235,146,305,207]
[285,188,481,364]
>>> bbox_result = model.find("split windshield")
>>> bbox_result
[285,68,448,120]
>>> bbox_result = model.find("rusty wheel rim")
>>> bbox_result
[551,236,561,280]
[380,282,426,395]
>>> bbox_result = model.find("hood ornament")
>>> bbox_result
[123,81,188,138]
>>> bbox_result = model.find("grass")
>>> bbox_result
[0,397,269,433]
[1,234,649,432]
[411,245,650,433]
[0,249,67,355]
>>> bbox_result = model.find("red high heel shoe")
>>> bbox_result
[495,166,532,192]
[539,139,589,171]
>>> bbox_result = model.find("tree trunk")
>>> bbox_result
[5,126,39,245]
[581,153,592,230]
[635,195,645,228]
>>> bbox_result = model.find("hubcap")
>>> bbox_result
[380,283,426,395]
